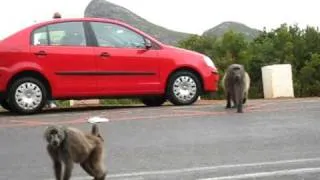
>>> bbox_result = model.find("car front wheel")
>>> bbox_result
[7,77,48,115]
[166,71,201,106]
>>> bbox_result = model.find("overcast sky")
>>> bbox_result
[0,0,319,39]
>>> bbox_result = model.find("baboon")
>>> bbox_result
[44,123,107,180]
[222,64,251,113]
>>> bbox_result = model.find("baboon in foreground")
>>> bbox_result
[222,64,250,113]
[44,122,107,180]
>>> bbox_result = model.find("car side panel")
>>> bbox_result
[29,46,97,97]
[0,42,34,92]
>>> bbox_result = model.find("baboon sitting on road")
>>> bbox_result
[44,123,107,180]
[222,64,251,113]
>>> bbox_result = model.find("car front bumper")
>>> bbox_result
[202,69,220,93]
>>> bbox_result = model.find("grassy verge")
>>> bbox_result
[55,98,143,108]
[100,98,142,106]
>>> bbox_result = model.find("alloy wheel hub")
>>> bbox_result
[15,82,43,110]
[173,76,197,102]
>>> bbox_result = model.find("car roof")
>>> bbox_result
[29,17,163,45]
[1,17,164,47]
[34,17,127,27]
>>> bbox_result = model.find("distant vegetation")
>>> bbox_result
[178,24,320,99]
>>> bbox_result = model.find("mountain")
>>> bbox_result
[84,0,262,44]
[203,21,262,40]
[84,0,194,45]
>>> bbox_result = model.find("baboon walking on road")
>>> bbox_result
[44,123,107,180]
[222,64,251,113]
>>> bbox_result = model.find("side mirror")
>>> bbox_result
[145,38,152,49]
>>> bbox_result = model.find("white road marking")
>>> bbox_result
[44,157,320,179]
[62,176,144,180]
[197,167,320,180]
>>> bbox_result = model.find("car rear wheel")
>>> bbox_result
[167,70,201,106]
[141,96,166,107]
[7,77,48,115]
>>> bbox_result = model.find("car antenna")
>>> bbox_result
[53,12,62,19]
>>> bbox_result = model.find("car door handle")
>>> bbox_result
[34,50,47,56]
[99,52,110,58]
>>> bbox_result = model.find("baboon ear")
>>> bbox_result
[44,126,51,138]
[44,126,58,140]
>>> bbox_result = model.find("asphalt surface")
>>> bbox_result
[0,98,320,180]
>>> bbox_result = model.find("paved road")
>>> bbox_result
[0,98,320,180]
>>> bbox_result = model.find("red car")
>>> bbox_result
[0,17,219,114]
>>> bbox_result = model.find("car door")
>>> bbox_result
[29,21,97,97]
[89,21,161,95]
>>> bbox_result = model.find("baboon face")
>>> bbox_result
[230,66,243,82]
[45,127,65,148]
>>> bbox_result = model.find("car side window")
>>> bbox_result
[47,22,87,46]
[90,22,146,48]
[32,27,49,46]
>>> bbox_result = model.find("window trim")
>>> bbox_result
[83,21,97,47]
[46,26,50,46]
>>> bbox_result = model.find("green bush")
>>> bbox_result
[178,24,320,99]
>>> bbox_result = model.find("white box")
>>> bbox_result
[69,99,100,107]
[261,64,295,98]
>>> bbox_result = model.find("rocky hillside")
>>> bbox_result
[84,0,193,45]
[84,0,261,44]
[203,21,261,40]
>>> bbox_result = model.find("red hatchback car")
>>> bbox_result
[0,18,219,114]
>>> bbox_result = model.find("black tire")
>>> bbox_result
[166,70,201,106]
[7,77,48,115]
[0,99,11,111]
[141,96,166,107]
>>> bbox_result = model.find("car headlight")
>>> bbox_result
[203,55,215,68]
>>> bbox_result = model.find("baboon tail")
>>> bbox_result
[91,124,104,141]
[91,124,99,136]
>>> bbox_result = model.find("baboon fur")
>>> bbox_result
[222,64,250,113]
[44,124,107,180]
